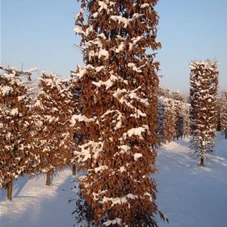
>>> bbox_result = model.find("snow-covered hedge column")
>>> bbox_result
[157,96,190,143]
[219,91,227,138]
[182,103,190,137]
[72,0,167,226]
[175,100,191,139]
[0,65,37,200]
[162,98,176,142]
[157,98,165,145]
[175,100,184,140]
[33,72,75,186]
[157,89,191,142]
[189,60,219,166]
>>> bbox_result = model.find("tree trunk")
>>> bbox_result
[7,181,13,201]
[46,171,51,186]
[225,130,227,139]
[200,148,204,167]
[72,164,77,176]
[200,156,204,167]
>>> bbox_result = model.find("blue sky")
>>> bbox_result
[1,0,227,92]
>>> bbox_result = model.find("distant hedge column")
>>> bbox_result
[219,91,227,139]
[189,60,219,166]
[163,98,176,142]
[72,0,167,226]
[182,103,190,137]
[157,98,165,145]
[33,72,75,185]
[0,65,37,200]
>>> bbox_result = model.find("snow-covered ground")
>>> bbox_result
[0,170,79,227]
[155,132,227,227]
[0,132,226,227]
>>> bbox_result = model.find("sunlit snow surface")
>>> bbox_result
[155,132,227,227]
[0,133,227,227]
[0,170,79,227]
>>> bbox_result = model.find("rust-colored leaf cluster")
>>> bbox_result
[32,72,76,177]
[0,65,37,191]
[189,60,219,166]
[72,0,167,226]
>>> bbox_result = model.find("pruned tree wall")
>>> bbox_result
[0,65,37,200]
[189,60,219,166]
[182,103,190,137]
[163,98,176,142]
[219,91,227,138]
[157,96,190,144]
[72,0,167,226]
[33,72,75,185]
[157,98,165,145]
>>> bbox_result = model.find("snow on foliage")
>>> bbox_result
[189,59,219,166]
[218,91,227,131]
[0,86,13,96]
[123,126,148,140]
[71,114,95,124]
[0,65,37,194]
[74,141,104,162]
[72,0,166,226]
[189,60,219,72]
[134,153,143,161]
[103,218,122,226]
[157,94,190,145]
[33,72,75,181]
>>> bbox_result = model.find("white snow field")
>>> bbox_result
[0,132,226,227]
[155,132,227,227]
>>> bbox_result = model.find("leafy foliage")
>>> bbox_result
[189,60,219,166]
[33,72,75,176]
[72,0,167,226]
[218,91,227,131]
[0,65,37,189]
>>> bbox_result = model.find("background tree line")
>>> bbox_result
[1,63,226,198]
[0,66,75,200]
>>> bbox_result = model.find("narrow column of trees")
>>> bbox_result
[157,95,190,144]
[182,103,190,137]
[33,72,75,186]
[175,100,184,140]
[157,98,165,145]
[189,60,219,167]
[0,65,37,200]
[164,98,176,142]
[219,91,227,138]
[72,0,167,226]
